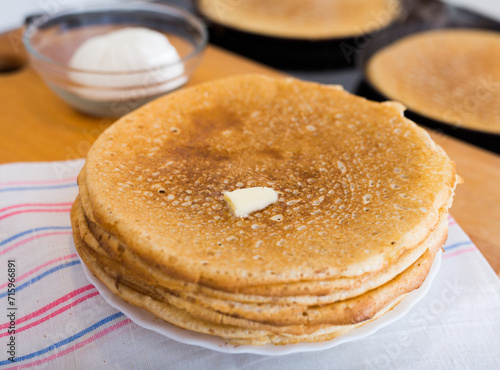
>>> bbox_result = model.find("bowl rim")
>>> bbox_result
[23,1,208,75]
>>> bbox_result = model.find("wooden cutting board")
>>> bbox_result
[1,29,499,276]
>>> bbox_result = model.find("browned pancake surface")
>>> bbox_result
[367,29,500,134]
[75,190,448,303]
[71,200,433,342]
[84,75,456,290]
[198,0,401,39]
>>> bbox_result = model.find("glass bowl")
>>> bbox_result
[23,2,207,117]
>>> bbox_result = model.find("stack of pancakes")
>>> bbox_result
[71,75,458,345]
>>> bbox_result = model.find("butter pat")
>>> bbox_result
[224,187,278,217]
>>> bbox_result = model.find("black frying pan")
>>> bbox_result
[356,0,500,154]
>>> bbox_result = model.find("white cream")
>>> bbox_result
[69,27,185,101]
[224,187,278,218]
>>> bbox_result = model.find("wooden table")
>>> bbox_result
[1,29,499,277]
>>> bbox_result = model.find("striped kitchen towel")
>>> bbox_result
[1,160,499,369]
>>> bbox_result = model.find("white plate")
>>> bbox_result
[79,250,442,356]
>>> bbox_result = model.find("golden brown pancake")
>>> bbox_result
[366,29,500,134]
[75,191,448,305]
[198,0,401,39]
[73,204,438,328]
[77,232,406,345]
[72,204,425,343]
[83,74,457,292]
[72,74,458,345]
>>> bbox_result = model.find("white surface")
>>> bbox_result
[443,0,500,20]
[0,0,127,33]
[78,250,443,355]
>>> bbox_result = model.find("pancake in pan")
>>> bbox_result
[198,0,402,39]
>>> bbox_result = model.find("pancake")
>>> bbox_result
[76,228,406,345]
[366,29,500,134]
[83,74,457,292]
[73,194,446,321]
[73,206,438,328]
[72,207,423,341]
[74,192,448,305]
[198,0,401,39]
[73,74,458,345]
